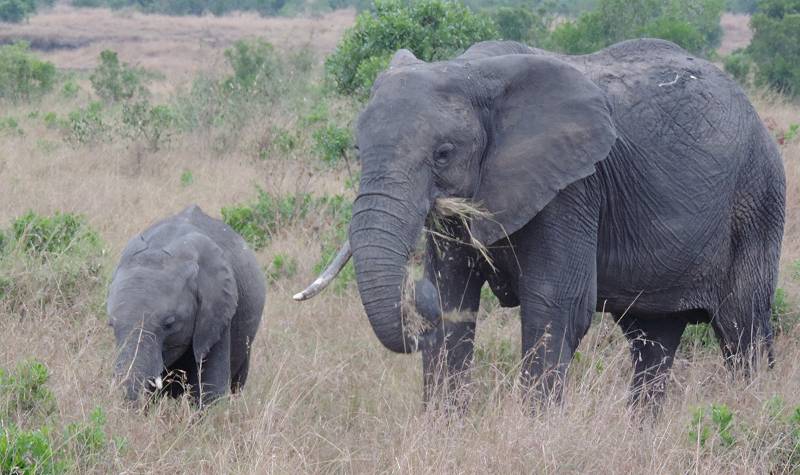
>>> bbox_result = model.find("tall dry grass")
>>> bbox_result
[0,7,799,474]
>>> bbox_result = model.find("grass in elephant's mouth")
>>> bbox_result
[431,197,497,269]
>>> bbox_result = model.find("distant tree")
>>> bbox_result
[326,0,499,95]
[0,0,35,23]
[547,0,725,56]
[748,0,800,96]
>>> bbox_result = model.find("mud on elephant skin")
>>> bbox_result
[297,39,785,408]
[107,205,266,406]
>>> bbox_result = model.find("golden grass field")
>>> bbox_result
[1,6,799,473]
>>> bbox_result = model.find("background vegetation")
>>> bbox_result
[0,0,799,473]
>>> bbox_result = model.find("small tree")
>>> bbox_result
[325,0,499,95]
[547,0,724,56]
[748,0,800,96]
[0,42,56,102]
[0,0,35,23]
[89,50,146,103]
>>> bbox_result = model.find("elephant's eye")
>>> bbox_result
[163,316,176,330]
[434,143,455,165]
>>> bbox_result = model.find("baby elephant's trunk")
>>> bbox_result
[114,336,164,403]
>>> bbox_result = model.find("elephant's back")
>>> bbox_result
[576,40,783,293]
[179,206,266,316]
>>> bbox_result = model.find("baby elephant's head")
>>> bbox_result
[107,231,237,403]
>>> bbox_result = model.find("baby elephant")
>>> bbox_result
[107,205,266,405]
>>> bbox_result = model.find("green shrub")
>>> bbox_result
[547,0,724,55]
[0,426,64,474]
[0,42,56,102]
[0,0,36,23]
[727,0,759,12]
[313,123,352,164]
[326,0,499,94]
[0,359,56,419]
[223,38,282,97]
[748,0,800,96]
[0,116,23,136]
[724,49,753,84]
[266,253,298,282]
[221,190,316,250]
[121,100,176,151]
[180,169,194,187]
[42,111,58,129]
[492,4,552,45]
[61,79,79,99]
[0,212,104,313]
[64,101,109,145]
[10,211,99,257]
[90,50,147,103]
[689,403,736,449]
[0,405,119,474]
[680,322,717,352]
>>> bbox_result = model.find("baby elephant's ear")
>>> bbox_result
[181,233,238,362]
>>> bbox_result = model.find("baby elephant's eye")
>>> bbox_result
[163,316,176,330]
[434,143,455,165]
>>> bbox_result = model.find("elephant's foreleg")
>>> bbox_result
[419,219,484,409]
[617,314,686,409]
[194,326,232,407]
[422,321,476,408]
[516,187,598,405]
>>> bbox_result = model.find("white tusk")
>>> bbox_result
[154,376,163,390]
[293,240,352,301]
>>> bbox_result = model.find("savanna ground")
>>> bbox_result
[1,7,799,473]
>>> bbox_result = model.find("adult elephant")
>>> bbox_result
[296,39,785,406]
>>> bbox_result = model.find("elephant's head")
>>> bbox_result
[297,46,617,353]
[107,230,237,402]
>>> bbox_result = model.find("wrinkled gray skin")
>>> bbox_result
[348,39,785,407]
[107,205,266,406]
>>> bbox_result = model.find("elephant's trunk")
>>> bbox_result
[349,185,430,353]
[114,331,164,402]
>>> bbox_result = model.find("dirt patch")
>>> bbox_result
[718,12,752,55]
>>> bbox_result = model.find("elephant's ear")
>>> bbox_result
[468,54,617,245]
[180,233,238,362]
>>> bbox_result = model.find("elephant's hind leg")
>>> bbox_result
[616,313,687,409]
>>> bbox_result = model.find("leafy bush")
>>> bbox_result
[724,49,753,84]
[121,100,176,151]
[11,211,100,257]
[0,42,56,102]
[61,79,80,99]
[689,403,736,448]
[90,50,147,104]
[492,4,552,45]
[326,0,499,94]
[0,359,56,419]
[221,191,316,250]
[748,0,800,96]
[727,0,759,12]
[223,38,282,97]
[547,0,725,55]
[64,101,109,145]
[267,253,298,282]
[313,123,352,164]
[0,0,37,23]
[174,40,288,144]
[0,426,64,474]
